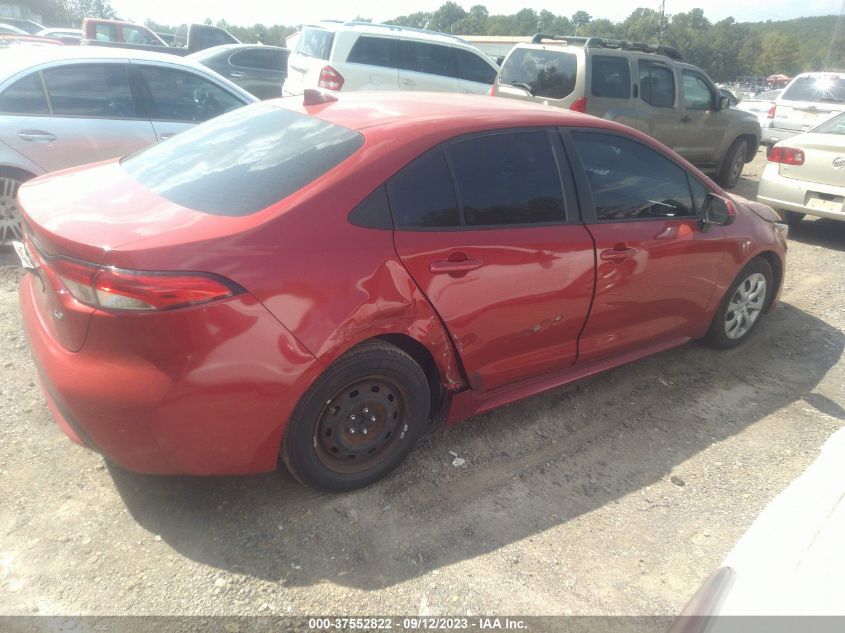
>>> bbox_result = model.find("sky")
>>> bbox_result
[108,0,844,28]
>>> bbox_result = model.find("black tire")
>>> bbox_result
[716,139,748,189]
[782,210,805,227]
[704,258,773,350]
[281,340,430,492]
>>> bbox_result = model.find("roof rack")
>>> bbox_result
[530,33,683,61]
[318,20,468,44]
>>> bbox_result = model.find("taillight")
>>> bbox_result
[768,146,805,165]
[49,257,242,311]
[318,65,344,91]
[767,104,776,119]
[570,97,587,113]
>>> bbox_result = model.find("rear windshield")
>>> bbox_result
[121,104,364,216]
[812,112,845,135]
[782,76,845,103]
[297,27,334,60]
[499,48,577,100]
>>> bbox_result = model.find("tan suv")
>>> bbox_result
[492,34,762,188]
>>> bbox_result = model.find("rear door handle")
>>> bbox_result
[229,72,245,78]
[18,130,56,143]
[681,115,691,124]
[429,258,483,274]
[600,247,638,262]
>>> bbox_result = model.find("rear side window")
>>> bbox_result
[782,75,845,103]
[124,25,158,45]
[43,64,136,117]
[591,56,630,98]
[121,104,364,216]
[230,48,288,71]
[639,62,675,108]
[572,131,697,220]
[399,41,456,78]
[387,149,460,228]
[347,36,396,68]
[297,27,334,60]
[499,48,577,100]
[0,73,49,114]
[138,65,244,122]
[450,131,565,226]
[455,48,495,85]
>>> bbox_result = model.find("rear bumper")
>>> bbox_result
[757,164,845,222]
[20,273,320,475]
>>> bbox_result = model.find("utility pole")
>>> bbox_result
[659,0,666,45]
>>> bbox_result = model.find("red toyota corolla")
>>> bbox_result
[15,92,787,491]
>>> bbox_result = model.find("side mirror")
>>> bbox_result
[717,95,730,110]
[702,193,737,228]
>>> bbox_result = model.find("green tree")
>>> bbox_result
[453,5,488,34]
[621,8,661,43]
[757,32,800,74]
[386,12,431,29]
[428,1,467,33]
[62,0,117,26]
[572,10,591,34]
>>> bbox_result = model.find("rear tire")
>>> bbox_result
[281,341,430,492]
[716,139,748,189]
[0,168,34,246]
[782,210,804,227]
[704,258,773,350]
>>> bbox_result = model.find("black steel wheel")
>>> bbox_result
[282,341,429,491]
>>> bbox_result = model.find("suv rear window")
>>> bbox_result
[782,75,845,103]
[499,48,577,100]
[121,104,363,216]
[297,27,335,61]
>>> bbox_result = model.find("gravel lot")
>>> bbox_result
[1,149,843,617]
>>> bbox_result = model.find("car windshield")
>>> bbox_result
[782,76,845,103]
[811,112,845,135]
[121,103,364,216]
[499,48,577,99]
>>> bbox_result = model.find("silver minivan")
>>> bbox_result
[0,46,256,244]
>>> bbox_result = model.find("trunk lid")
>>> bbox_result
[779,132,845,188]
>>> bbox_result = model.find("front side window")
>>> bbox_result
[122,104,364,217]
[43,64,136,117]
[455,48,496,85]
[683,71,714,110]
[387,149,460,228]
[138,66,244,122]
[572,131,698,220]
[639,62,675,108]
[499,48,577,100]
[347,36,397,68]
[94,23,117,42]
[296,27,334,60]
[450,131,565,226]
[591,56,630,98]
[399,41,456,78]
[0,73,49,114]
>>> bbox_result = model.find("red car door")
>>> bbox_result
[391,129,595,393]
[564,129,726,365]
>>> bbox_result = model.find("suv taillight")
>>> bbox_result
[318,65,344,91]
[768,146,805,166]
[570,97,587,113]
[48,257,242,311]
[767,104,776,119]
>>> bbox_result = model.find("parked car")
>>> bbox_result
[189,44,289,99]
[14,92,787,491]
[82,19,239,56]
[757,111,845,227]
[283,21,498,97]
[491,34,762,188]
[734,88,782,142]
[0,46,257,244]
[0,17,43,34]
[0,23,27,35]
[36,28,83,45]
[767,72,845,144]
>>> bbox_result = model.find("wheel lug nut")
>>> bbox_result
[348,427,355,434]
[362,407,369,414]
[370,416,377,423]
[362,428,368,435]
[349,414,357,422]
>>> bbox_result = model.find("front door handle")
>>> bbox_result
[229,72,246,79]
[429,258,483,274]
[402,78,416,88]
[18,130,56,143]
[159,132,178,141]
[600,247,638,262]
[681,115,692,124]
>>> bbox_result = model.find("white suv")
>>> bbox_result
[283,21,498,97]
[767,71,845,144]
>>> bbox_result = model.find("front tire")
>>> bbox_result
[704,258,773,350]
[716,139,748,189]
[282,341,430,492]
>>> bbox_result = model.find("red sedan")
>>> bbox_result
[15,92,788,491]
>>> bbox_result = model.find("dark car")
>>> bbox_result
[16,93,787,492]
[188,44,289,99]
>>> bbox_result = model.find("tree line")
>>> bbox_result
[28,0,845,82]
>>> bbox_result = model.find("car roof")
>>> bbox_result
[0,45,224,79]
[302,20,469,47]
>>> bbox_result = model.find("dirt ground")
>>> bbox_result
[0,148,843,617]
